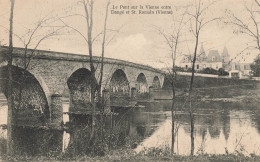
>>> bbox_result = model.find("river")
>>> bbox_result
[0,86,259,156]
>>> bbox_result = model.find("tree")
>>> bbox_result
[225,0,260,61]
[80,0,111,141]
[59,0,113,149]
[7,0,15,155]
[1,1,63,155]
[251,56,260,76]
[154,9,186,155]
[187,0,218,155]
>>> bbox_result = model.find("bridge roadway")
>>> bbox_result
[0,46,165,128]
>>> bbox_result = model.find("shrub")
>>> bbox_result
[199,68,218,75]
[218,68,229,76]
[0,137,7,155]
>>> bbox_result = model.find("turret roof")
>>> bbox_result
[222,46,229,57]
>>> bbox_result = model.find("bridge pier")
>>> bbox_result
[131,87,137,98]
[102,89,111,113]
[50,93,63,128]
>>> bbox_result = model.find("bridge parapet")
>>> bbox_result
[0,46,165,74]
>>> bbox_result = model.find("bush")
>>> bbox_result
[199,68,218,75]
[218,68,229,76]
[64,115,140,157]
[186,67,193,72]
[174,66,186,72]
[250,56,260,77]
[0,137,7,155]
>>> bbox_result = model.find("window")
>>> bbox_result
[235,65,240,70]
[197,65,199,69]
[185,65,188,69]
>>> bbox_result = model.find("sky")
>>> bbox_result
[0,0,259,69]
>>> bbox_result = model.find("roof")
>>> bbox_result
[222,46,229,57]
[207,50,222,62]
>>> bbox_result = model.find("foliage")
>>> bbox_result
[0,137,7,155]
[250,56,260,77]
[163,73,257,90]
[197,67,229,76]
[2,150,260,162]
[175,66,189,72]
[186,67,193,72]
[136,147,260,162]
[0,47,9,63]
[63,115,140,157]
[198,68,218,75]
[218,68,229,76]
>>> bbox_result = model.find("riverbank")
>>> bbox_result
[1,150,260,162]
[173,82,260,108]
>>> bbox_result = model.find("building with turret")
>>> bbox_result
[179,44,230,71]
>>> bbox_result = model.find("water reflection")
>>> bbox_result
[0,94,260,156]
[135,101,260,155]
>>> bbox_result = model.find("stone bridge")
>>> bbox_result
[0,47,164,128]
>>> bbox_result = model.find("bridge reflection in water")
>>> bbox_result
[1,94,260,156]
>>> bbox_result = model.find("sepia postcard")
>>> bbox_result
[0,0,259,161]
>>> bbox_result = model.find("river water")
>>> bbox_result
[133,101,260,155]
[0,90,260,156]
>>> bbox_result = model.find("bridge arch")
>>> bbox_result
[0,62,51,107]
[67,68,93,112]
[66,64,90,82]
[109,69,130,95]
[0,65,50,125]
[152,76,161,89]
[136,73,148,93]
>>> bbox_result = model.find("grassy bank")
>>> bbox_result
[163,74,259,89]
[1,150,260,162]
